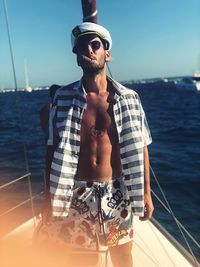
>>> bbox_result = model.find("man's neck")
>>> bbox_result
[82,71,108,95]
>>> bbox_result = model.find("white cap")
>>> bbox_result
[71,22,112,53]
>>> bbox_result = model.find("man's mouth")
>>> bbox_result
[80,55,96,62]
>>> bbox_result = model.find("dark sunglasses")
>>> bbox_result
[75,40,102,53]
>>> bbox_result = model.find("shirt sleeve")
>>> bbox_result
[140,104,152,146]
[134,92,152,147]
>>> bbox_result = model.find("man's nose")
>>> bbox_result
[86,44,94,54]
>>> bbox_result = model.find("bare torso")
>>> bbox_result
[75,86,122,182]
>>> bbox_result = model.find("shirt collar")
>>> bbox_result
[73,79,87,100]
[75,76,123,102]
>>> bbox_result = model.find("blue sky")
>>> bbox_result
[0,0,199,88]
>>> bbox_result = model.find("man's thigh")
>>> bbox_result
[100,177,134,247]
[109,241,133,267]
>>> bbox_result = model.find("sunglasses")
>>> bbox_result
[75,40,102,53]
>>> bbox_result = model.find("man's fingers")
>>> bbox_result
[139,204,153,221]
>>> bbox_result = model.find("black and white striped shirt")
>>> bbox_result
[48,76,152,217]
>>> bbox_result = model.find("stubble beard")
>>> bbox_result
[78,54,106,75]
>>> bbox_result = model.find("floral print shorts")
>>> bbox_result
[39,176,134,250]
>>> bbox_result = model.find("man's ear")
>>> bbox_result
[105,50,111,62]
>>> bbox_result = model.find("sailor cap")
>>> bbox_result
[71,22,112,53]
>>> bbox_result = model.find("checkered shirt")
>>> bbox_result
[47,77,152,217]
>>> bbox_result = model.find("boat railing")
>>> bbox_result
[0,173,31,190]
[0,172,43,228]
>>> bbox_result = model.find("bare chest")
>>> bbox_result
[81,93,117,139]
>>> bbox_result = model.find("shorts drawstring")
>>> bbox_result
[95,185,106,244]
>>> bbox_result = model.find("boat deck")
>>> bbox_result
[0,216,197,267]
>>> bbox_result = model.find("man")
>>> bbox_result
[44,22,154,267]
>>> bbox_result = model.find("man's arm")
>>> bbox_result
[140,146,154,221]
[42,145,55,222]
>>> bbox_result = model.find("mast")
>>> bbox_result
[81,0,98,23]
[81,0,113,77]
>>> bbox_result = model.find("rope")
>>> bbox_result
[152,190,200,250]
[3,0,36,228]
[3,0,17,92]
[150,165,199,266]
[106,63,113,79]
[96,186,106,241]
[94,185,108,267]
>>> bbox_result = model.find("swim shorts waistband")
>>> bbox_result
[74,176,124,188]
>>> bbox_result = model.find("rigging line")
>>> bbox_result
[3,0,17,91]
[150,165,199,266]
[3,0,36,227]
[106,63,113,79]
[152,190,200,250]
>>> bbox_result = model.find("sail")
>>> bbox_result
[24,59,32,92]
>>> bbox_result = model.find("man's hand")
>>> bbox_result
[139,192,154,221]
